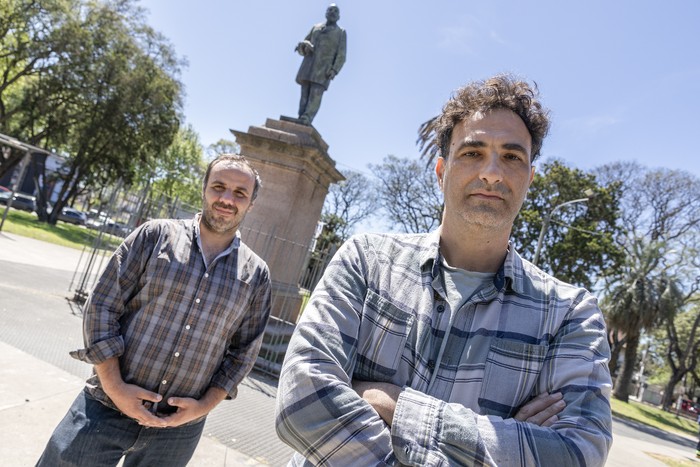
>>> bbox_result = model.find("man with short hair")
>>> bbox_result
[276,75,613,466]
[38,154,272,467]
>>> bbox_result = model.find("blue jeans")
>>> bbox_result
[36,389,205,467]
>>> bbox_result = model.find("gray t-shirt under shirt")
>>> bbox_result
[427,256,495,373]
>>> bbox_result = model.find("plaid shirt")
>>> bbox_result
[276,231,612,466]
[71,216,271,413]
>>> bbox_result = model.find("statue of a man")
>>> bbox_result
[294,4,347,126]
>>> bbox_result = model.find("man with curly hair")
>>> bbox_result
[276,74,613,466]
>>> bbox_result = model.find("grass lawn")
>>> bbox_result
[0,208,120,250]
[611,397,698,438]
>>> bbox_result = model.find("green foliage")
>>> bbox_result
[206,139,240,160]
[147,124,205,207]
[512,159,625,289]
[0,0,186,225]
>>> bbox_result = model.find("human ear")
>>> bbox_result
[436,158,446,190]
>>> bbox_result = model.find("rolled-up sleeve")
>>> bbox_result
[69,225,150,364]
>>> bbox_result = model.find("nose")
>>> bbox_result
[479,153,503,185]
[217,190,236,204]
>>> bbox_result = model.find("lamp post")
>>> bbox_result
[532,189,594,267]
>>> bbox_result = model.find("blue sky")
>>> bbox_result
[139,0,700,180]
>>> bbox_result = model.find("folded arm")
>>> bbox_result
[276,237,612,466]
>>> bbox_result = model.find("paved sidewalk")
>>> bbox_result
[0,341,261,466]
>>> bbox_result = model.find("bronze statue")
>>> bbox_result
[295,4,347,126]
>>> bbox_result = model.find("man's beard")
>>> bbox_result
[201,202,242,234]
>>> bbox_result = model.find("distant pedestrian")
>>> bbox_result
[37,154,272,467]
[696,412,700,458]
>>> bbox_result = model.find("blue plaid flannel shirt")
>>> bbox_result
[276,230,612,466]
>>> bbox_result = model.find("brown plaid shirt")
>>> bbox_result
[71,216,271,412]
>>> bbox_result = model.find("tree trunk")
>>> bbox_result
[608,333,625,378]
[613,333,640,403]
[661,372,685,411]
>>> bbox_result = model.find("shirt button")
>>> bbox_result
[162,380,167,385]
[185,325,191,330]
[428,360,435,369]
[174,352,180,357]
[204,273,209,278]
[195,298,201,304]
[437,305,445,313]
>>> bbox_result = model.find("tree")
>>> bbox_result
[370,155,443,233]
[596,163,700,403]
[658,292,700,409]
[512,159,624,289]
[603,240,672,402]
[15,0,185,224]
[206,139,240,160]
[147,124,205,207]
[0,0,75,178]
[319,170,376,244]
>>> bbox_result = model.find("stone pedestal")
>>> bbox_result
[230,118,344,322]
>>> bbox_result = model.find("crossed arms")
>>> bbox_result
[275,235,612,466]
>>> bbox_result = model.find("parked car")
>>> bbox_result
[57,207,87,226]
[85,212,129,237]
[0,191,36,212]
[100,220,130,237]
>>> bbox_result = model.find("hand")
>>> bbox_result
[105,381,167,428]
[155,396,209,427]
[326,69,337,80]
[158,386,228,427]
[295,40,314,56]
[514,392,566,427]
[353,380,402,426]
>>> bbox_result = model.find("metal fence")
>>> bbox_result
[68,184,335,377]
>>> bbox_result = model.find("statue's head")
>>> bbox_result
[326,4,340,23]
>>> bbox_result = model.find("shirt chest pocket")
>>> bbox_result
[478,338,547,418]
[353,290,414,382]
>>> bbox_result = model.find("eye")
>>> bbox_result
[504,153,523,162]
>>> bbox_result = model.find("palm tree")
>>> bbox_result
[602,239,668,402]
[416,117,439,167]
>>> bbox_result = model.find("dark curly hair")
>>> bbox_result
[431,74,551,163]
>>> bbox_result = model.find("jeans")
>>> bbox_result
[36,388,206,467]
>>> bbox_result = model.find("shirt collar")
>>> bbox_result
[420,228,524,294]
[192,213,241,257]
